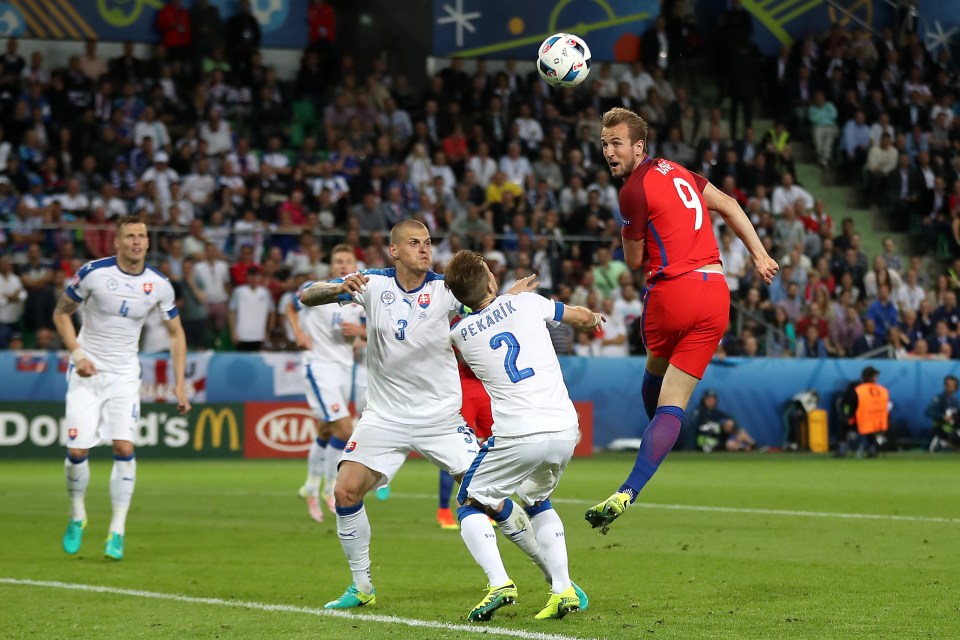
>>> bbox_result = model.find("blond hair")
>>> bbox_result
[601,107,648,147]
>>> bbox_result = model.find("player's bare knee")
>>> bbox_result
[67,447,88,459]
[334,483,362,507]
[113,440,134,457]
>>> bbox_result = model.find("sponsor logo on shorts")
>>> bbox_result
[417,293,431,308]
[344,441,357,453]
[380,291,396,305]
[68,428,77,440]
[331,403,340,413]
[143,283,153,295]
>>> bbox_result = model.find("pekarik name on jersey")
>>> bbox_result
[457,299,518,340]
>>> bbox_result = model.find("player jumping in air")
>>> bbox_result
[53,215,190,560]
[584,108,778,534]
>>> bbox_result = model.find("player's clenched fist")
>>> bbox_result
[338,272,370,296]
[754,256,779,285]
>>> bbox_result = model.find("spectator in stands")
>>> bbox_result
[590,247,628,299]
[18,243,54,333]
[852,318,882,356]
[0,255,26,348]
[841,110,871,180]
[864,133,898,207]
[194,242,231,347]
[808,90,839,168]
[228,266,273,351]
[771,172,813,215]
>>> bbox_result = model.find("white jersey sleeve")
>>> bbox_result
[450,292,577,436]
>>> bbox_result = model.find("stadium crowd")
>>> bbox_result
[1,1,960,362]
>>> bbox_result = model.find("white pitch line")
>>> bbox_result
[391,493,960,525]
[0,578,596,640]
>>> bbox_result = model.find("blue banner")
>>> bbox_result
[1,351,953,448]
[432,0,658,61]
[921,0,960,59]
[0,0,306,48]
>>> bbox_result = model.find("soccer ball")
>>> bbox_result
[537,33,592,88]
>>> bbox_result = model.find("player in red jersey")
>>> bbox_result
[435,332,496,529]
[585,107,779,534]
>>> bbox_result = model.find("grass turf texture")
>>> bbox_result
[1,453,958,639]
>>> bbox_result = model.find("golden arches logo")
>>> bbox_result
[194,408,240,451]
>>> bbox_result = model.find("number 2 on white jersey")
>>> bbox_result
[673,177,703,230]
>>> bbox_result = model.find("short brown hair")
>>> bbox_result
[444,250,489,309]
[390,219,428,245]
[330,243,354,257]
[116,214,146,231]
[601,107,648,147]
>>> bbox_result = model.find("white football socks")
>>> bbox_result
[336,504,373,593]
[498,501,551,583]
[64,456,89,522]
[460,511,510,587]
[530,508,571,594]
[109,456,136,535]
[325,438,346,497]
[305,439,327,496]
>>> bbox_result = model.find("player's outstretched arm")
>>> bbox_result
[163,315,191,415]
[299,273,370,307]
[561,305,606,332]
[700,182,779,284]
[52,293,96,377]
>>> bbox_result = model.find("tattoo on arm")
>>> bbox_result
[54,295,80,316]
[300,282,343,307]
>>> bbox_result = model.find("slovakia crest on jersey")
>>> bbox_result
[417,293,430,308]
[143,283,153,295]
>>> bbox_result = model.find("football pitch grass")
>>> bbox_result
[1,453,958,639]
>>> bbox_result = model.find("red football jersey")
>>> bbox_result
[619,156,722,282]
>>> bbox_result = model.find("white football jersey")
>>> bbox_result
[65,257,177,375]
[343,268,461,425]
[294,281,363,369]
[451,292,577,436]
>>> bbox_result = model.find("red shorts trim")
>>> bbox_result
[641,273,730,379]
[460,377,493,441]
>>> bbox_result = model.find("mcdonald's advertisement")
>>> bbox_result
[0,402,245,459]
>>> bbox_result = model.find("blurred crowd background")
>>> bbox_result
[1,0,959,362]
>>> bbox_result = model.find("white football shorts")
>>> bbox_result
[304,362,352,423]
[64,367,141,449]
[339,410,478,488]
[458,427,579,509]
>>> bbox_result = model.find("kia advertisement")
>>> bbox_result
[243,402,318,459]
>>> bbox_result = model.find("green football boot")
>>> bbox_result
[324,583,376,609]
[584,491,632,534]
[468,581,518,622]
[62,519,86,555]
[534,585,581,620]
[104,532,124,560]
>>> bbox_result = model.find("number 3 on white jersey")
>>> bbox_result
[673,177,703,230]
